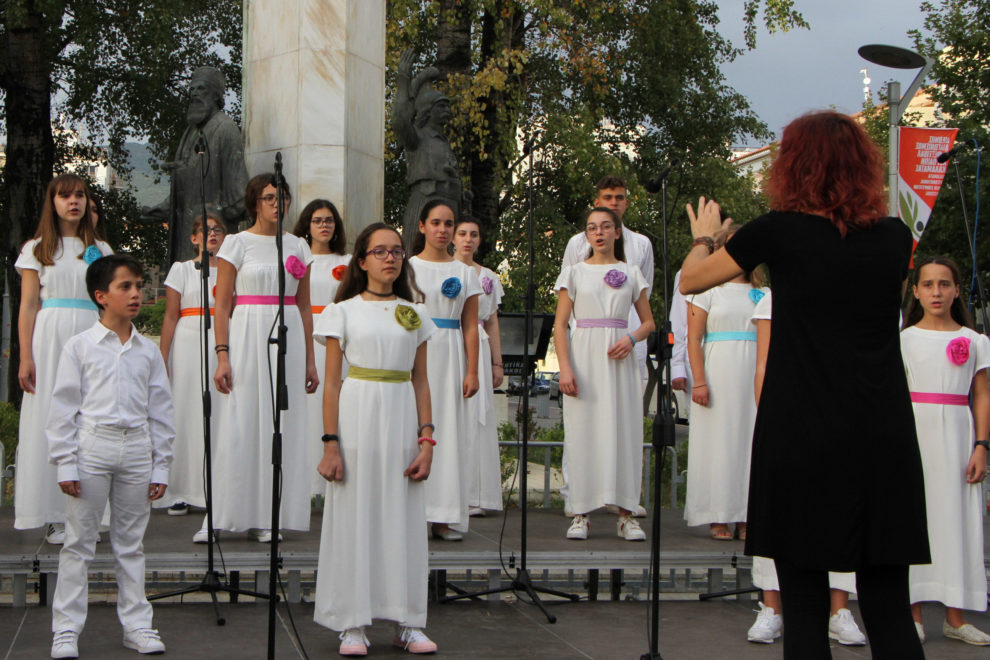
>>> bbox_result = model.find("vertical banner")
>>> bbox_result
[898,126,958,253]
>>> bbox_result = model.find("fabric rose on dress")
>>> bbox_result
[481,276,494,296]
[285,255,306,280]
[83,245,102,265]
[749,289,766,304]
[395,304,422,331]
[332,265,347,281]
[441,277,462,298]
[604,269,627,289]
[947,336,971,365]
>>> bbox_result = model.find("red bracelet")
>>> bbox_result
[418,436,437,446]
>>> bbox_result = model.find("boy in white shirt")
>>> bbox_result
[48,254,175,658]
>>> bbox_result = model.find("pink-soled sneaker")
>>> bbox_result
[394,626,438,654]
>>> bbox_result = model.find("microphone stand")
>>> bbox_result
[441,139,579,621]
[266,153,289,660]
[149,134,268,621]
[641,163,679,660]
[946,147,990,332]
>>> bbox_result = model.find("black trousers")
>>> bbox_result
[775,560,925,660]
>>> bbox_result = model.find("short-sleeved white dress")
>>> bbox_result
[307,252,351,496]
[312,296,436,631]
[749,290,857,593]
[903,325,990,610]
[408,256,482,525]
[683,282,765,527]
[466,266,505,510]
[158,259,217,509]
[14,236,112,529]
[555,261,647,515]
[212,232,314,532]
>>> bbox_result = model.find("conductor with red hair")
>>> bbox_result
[681,111,928,659]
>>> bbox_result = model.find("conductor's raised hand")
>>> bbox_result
[686,196,723,240]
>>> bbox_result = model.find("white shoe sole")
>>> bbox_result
[828,632,866,646]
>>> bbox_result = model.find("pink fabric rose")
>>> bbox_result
[285,255,306,280]
[947,336,970,365]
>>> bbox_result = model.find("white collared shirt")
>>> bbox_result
[670,269,689,381]
[47,321,175,484]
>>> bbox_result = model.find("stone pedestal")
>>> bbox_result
[243,0,384,245]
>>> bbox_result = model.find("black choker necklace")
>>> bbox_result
[365,289,394,298]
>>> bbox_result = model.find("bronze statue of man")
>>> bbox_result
[142,66,249,263]
[392,50,468,248]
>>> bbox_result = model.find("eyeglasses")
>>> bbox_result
[364,248,406,260]
[586,222,615,234]
[260,194,290,205]
[206,226,225,235]
[311,217,335,227]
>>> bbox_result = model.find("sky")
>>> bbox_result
[717,1,931,147]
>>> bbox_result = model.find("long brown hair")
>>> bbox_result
[292,198,347,254]
[244,173,291,224]
[903,256,973,329]
[412,199,454,255]
[765,111,887,237]
[334,223,423,303]
[583,207,626,262]
[32,174,101,265]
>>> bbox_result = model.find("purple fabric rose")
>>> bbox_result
[749,289,766,304]
[947,336,970,365]
[285,255,306,280]
[604,269,627,289]
[441,277,462,298]
[83,245,102,265]
[481,276,494,296]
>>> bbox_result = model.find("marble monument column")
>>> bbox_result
[243,0,384,244]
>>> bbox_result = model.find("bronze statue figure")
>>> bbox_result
[142,66,249,263]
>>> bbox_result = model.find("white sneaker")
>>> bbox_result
[633,504,648,518]
[51,630,78,658]
[430,524,463,541]
[45,523,66,545]
[747,602,782,643]
[566,514,589,540]
[192,528,220,544]
[249,529,282,543]
[828,608,867,645]
[167,502,189,516]
[617,516,646,541]
[943,621,990,645]
[122,628,165,654]
[338,627,370,656]
[915,621,925,643]
[468,506,486,517]
[393,626,438,654]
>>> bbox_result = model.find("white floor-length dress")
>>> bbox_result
[307,252,350,497]
[683,282,765,527]
[312,296,436,630]
[212,232,313,532]
[903,325,990,610]
[556,261,647,515]
[408,256,482,525]
[466,266,505,510]
[158,259,217,509]
[14,236,112,529]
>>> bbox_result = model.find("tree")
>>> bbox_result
[910,0,990,323]
[0,0,241,401]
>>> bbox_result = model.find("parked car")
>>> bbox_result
[531,374,551,395]
[549,372,560,400]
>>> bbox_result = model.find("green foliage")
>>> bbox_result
[136,297,166,336]
[0,402,17,504]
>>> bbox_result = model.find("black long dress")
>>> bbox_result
[724,211,930,571]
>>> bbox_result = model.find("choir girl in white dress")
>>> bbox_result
[451,217,505,515]
[15,173,112,543]
[684,226,765,540]
[313,222,438,656]
[157,213,226,521]
[212,174,319,541]
[292,199,351,497]
[409,200,481,541]
[746,291,866,647]
[554,207,654,541]
[902,257,990,645]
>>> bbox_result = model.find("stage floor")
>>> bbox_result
[4,599,990,658]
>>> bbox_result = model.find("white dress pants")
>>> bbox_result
[52,425,155,634]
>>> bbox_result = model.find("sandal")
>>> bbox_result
[710,524,732,541]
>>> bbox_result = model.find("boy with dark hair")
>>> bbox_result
[49,254,175,658]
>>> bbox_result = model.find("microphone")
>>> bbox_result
[643,158,681,194]
[194,131,207,155]
[937,142,970,163]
